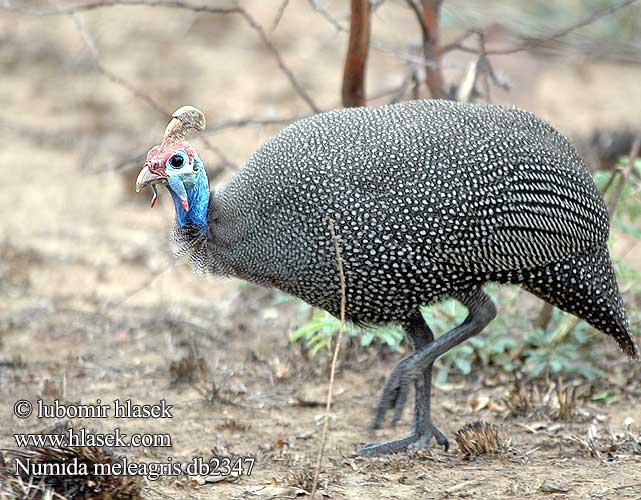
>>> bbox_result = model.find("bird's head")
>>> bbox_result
[136,106,209,229]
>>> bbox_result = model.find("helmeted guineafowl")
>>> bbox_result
[136,100,638,456]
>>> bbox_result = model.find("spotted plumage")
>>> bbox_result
[139,100,637,457]
[168,99,635,357]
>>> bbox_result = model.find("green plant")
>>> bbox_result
[286,157,641,381]
[521,315,606,380]
[289,309,403,354]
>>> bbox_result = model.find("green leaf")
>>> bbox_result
[360,331,375,347]
[454,357,472,375]
[591,389,613,402]
[530,361,548,378]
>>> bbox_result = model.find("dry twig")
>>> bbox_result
[71,13,169,116]
[607,135,641,216]
[445,0,641,57]
[207,115,308,135]
[101,262,175,314]
[270,0,289,32]
[308,0,346,32]
[310,219,346,500]
[238,8,320,113]
[4,0,320,113]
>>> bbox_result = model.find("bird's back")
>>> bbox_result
[219,100,607,274]
[208,99,635,355]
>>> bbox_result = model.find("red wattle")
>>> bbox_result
[180,197,190,211]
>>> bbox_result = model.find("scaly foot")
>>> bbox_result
[358,419,449,456]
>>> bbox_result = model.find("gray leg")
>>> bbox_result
[358,287,496,456]
[361,312,447,455]
[371,311,433,430]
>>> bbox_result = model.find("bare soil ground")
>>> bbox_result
[1,2,641,499]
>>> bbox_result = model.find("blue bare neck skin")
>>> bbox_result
[169,168,210,233]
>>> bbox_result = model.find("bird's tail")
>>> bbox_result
[520,246,638,358]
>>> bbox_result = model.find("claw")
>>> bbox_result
[434,428,450,451]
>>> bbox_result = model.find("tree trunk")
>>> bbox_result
[342,0,371,107]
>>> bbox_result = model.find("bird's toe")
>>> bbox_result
[433,427,450,451]
[357,433,420,456]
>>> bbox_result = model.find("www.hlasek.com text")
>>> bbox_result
[14,427,172,448]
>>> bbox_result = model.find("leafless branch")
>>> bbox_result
[0,119,80,148]
[441,29,477,54]
[3,0,242,16]
[71,13,169,116]
[308,0,447,74]
[342,0,370,107]
[270,0,289,32]
[237,8,320,113]
[197,137,237,179]
[4,0,321,113]
[310,218,346,500]
[89,114,304,177]
[607,135,641,216]
[466,0,641,56]
[307,0,347,32]
[404,0,446,98]
[388,65,420,104]
[404,0,427,40]
[364,61,419,104]
[206,115,309,135]
[74,13,222,172]
[455,32,510,102]
[101,262,175,314]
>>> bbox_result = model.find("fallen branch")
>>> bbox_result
[101,262,175,314]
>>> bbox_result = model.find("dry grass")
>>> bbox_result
[219,418,253,433]
[0,447,142,500]
[504,378,583,421]
[567,422,641,458]
[555,379,578,421]
[169,348,209,386]
[455,420,507,457]
[282,466,317,493]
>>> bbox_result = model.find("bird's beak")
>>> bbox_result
[136,164,165,192]
[136,164,166,208]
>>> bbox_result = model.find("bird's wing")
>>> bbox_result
[440,147,610,273]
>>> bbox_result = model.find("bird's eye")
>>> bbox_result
[169,154,185,168]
